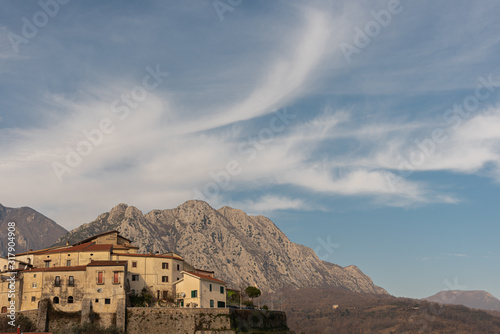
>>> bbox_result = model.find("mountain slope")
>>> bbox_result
[55,200,387,294]
[0,203,68,257]
[424,290,500,311]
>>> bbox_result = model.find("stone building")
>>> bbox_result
[0,230,227,317]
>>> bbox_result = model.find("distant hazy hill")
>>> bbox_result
[55,200,387,294]
[269,286,500,333]
[0,203,68,257]
[423,290,500,311]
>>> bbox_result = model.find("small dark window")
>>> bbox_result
[68,276,74,286]
[132,275,139,281]
[191,290,197,298]
[68,296,74,304]
[67,260,71,266]
[177,264,180,271]
[162,276,168,283]
[132,261,137,268]
[53,297,59,304]
[209,284,212,292]
[113,272,119,284]
[55,276,60,287]
[220,286,224,294]
[95,299,99,303]
[45,261,50,268]
[105,298,111,304]
[210,299,214,308]
[162,262,169,269]
[31,296,36,302]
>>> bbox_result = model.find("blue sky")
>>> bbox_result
[1,0,500,299]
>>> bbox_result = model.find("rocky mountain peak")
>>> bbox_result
[0,204,67,257]
[55,201,387,295]
[124,205,143,219]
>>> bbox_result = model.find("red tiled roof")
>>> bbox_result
[185,271,227,284]
[15,245,68,256]
[87,260,127,267]
[112,253,184,261]
[27,265,87,273]
[37,242,112,254]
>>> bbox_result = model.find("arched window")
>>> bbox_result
[1,306,7,313]
[53,297,59,304]
[68,296,74,304]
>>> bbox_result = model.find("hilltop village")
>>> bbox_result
[1,230,227,316]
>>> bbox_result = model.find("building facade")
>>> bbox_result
[0,230,227,316]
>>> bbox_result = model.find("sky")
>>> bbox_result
[1,0,499,300]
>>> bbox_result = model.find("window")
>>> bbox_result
[217,301,226,308]
[95,299,99,303]
[191,290,197,298]
[162,262,169,269]
[209,284,212,292]
[53,297,59,304]
[162,291,168,299]
[32,282,37,288]
[210,300,214,308]
[68,296,74,304]
[132,275,139,281]
[162,276,168,283]
[132,261,137,268]
[68,276,74,286]
[105,298,111,304]
[220,286,224,294]
[54,276,61,287]
[45,261,50,268]
[31,296,36,302]
[113,272,119,284]
[33,274,36,278]
[177,264,180,271]
[97,271,104,284]
[66,260,71,266]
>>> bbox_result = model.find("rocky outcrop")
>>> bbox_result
[55,200,387,294]
[0,203,68,257]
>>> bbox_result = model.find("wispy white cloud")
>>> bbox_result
[0,1,499,228]
[230,195,310,214]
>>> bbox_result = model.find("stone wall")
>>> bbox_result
[126,307,290,334]
[0,309,38,332]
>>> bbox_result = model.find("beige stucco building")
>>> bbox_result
[174,271,227,308]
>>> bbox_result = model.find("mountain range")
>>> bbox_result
[52,200,387,294]
[0,203,67,257]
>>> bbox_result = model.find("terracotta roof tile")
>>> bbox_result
[185,271,227,284]
[37,242,112,255]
